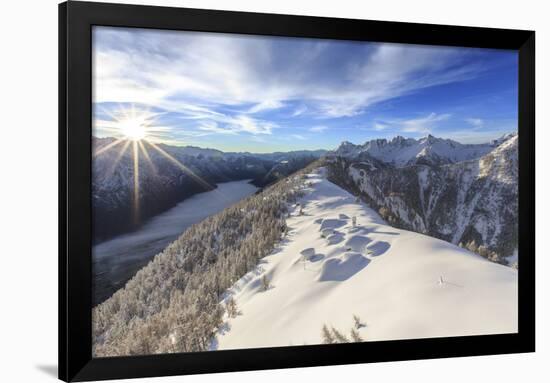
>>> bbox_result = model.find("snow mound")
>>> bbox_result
[344,235,372,253]
[319,253,371,281]
[367,241,391,257]
[326,232,345,245]
[320,228,335,238]
[320,218,347,231]
[300,248,316,257]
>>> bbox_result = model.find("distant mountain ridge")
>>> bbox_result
[92,137,325,242]
[327,133,518,265]
[152,142,327,160]
[331,134,503,167]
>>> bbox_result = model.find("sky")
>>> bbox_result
[92,26,518,153]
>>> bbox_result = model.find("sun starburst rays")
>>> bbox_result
[93,137,125,157]
[132,140,140,224]
[145,141,215,191]
[104,139,132,181]
[138,140,157,175]
[94,106,217,224]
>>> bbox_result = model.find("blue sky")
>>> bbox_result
[92,26,518,153]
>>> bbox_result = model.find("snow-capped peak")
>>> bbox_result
[491,132,517,147]
[331,134,503,167]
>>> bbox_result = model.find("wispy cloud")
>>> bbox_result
[465,118,484,128]
[197,121,238,135]
[290,134,307,140]
[373,122,389,131]
[373,113,451,136]
[247,100,285,114]
[400,113,451,134]
[94,28,486,122]
[291,105,308,117]
[195,114,276,136]
[309,125,328,133]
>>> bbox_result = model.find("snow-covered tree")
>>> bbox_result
[321,325,335,344]
[353,314,363,329]
[226,297,238,318]
[350,328,363,342]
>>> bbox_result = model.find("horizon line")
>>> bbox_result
[92,130,517,155]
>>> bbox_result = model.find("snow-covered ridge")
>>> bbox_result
[331,134,514,167]
[214,170,517,350]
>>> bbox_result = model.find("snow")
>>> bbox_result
[333,135,497,167]
[214,169,517,350]
[507,249,519,268]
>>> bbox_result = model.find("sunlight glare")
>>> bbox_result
[119,117,147,141]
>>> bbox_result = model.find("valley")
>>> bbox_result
[92,179,259,306]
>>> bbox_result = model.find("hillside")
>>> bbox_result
[214,169,517,350]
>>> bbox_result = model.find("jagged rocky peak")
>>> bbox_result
[332,133,515,167]
[390,135,415,147]
[338,140,357,148]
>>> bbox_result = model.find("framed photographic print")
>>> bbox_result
[59,1,535,381]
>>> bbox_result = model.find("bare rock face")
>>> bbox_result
[327,134,518,264]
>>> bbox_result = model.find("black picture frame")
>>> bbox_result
[59,1,535,381]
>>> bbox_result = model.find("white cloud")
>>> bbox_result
[309,125,328,133]
[291,105,308,117]
[194,115,276,136]
[93,27,488,136]
[373,113,451,136]
[373,122,388,131]
[230,115,276,135]
[465,118,484,128]
[247,100,285,114]
[400,113,451,134]
[290,134,306,140]
[197,121,238,135]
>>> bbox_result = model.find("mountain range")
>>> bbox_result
[333,134,514,167]
[326,133,518,265]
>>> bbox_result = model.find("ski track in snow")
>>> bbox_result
[213,169,518,350]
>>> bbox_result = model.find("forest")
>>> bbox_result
[92,161,322,356]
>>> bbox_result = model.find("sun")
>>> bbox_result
[93,104,216,225]
[119,117,147,141]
